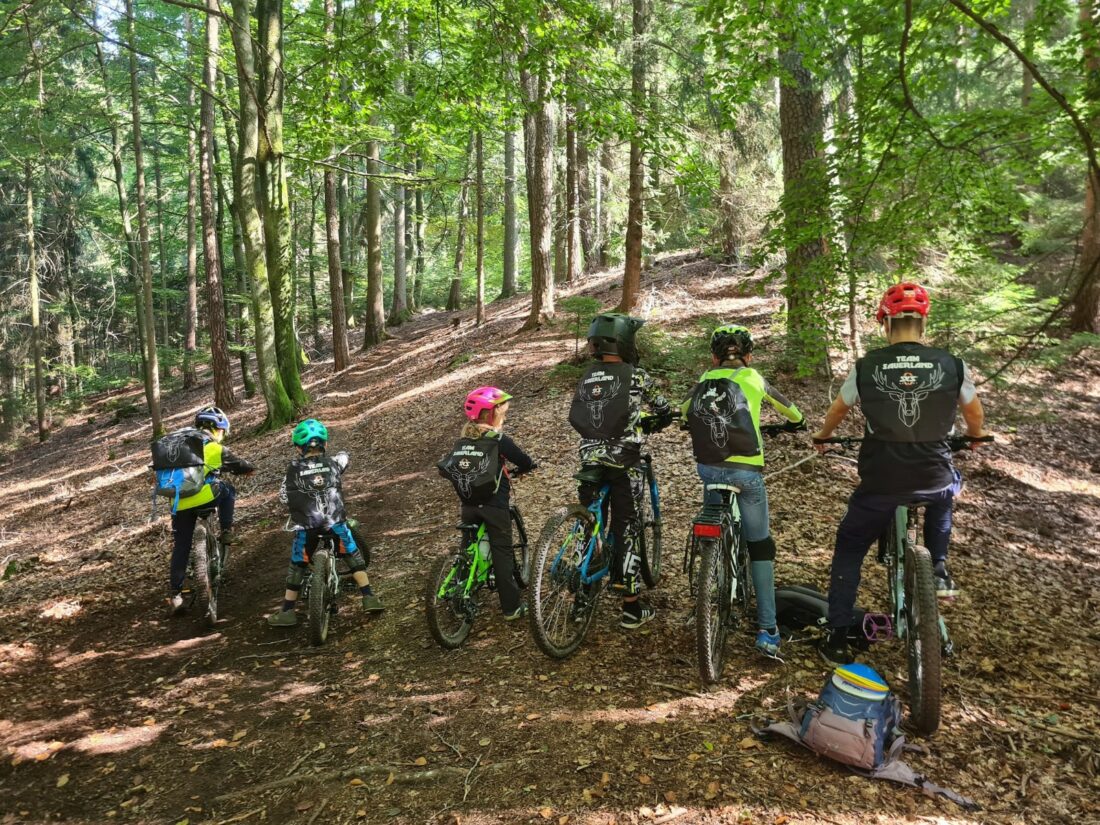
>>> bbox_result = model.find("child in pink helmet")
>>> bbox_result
[438,386,537,619]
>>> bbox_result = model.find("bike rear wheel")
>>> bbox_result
[904,543,942,734]
[694,538,730,684]
[638,463,662,588]
[528,505,601,659]
[190,521,216,628]
[308,549,334,646]
[425,553,475,649]
[510,506,531,588]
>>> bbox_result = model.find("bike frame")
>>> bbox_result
[550,483,612,588]
[885,505,954,655]
[437,522,494,599]
[690,484,746,602]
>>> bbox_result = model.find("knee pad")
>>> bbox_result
[747,536,777,562]
[285,562,308,592]
[344,549,367,574]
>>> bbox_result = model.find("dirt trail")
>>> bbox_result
[1,254,1098,825]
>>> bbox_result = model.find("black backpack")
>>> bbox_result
[568,361,633,440]
[285,456,347,529]
[685,376,758,464]
[151,427,209,513]
[437,437,502,505]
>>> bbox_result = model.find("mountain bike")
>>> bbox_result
[425,503,530,649]
[527,450,664,659]
[187,508,227,629]
[298,531,342,646]
[684,424,795,684]
[815,433,993,734]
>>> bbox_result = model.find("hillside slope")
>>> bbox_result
[1,254,1098,825]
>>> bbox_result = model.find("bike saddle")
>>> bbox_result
[902,501,931,510]
[455,522,481,531]
[704,483,741,494]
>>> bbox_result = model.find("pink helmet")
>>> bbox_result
[464,386,512,421]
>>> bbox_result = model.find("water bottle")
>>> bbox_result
[478,535,491,563]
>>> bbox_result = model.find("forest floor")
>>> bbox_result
[1,254,1098,825]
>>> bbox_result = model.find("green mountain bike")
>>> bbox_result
[425,504,530,649]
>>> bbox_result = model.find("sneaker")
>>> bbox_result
[219,529,239,546]
[933,562,959,599]
[361,593,385,613]
[167,592,186,617]
[755,627,781,659]
[819,626,854,666]
[267,609,298,627]
[620,601,655,629]
[503,605,527,621]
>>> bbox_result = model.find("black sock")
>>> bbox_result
[359,585,373,596]
[622,600,641,616]
[282,600,295,612]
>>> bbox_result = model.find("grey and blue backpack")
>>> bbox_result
[151,428,209,513]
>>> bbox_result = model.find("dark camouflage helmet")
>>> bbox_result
[711,324,754,361]
[587,313,645,363]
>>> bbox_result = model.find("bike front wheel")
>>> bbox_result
[528,505,601,659]
[425,553,474,649]
[904,543,942,734]
[511,506,531,588]
[190,522,216,628]
[638,463,662,588]
[308,549,334,646]
[694,538,730,684]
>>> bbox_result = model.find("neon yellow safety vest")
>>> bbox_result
[175,439,225,511]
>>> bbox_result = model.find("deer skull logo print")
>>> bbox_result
[448,454,492,499]
[873,363,945,427]
[691,386,746,446]
[581,374,622,430]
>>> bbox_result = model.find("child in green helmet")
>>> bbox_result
[267,418,383,627]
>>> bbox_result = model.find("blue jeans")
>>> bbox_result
[826,475,959,628]
[697,464,775,629]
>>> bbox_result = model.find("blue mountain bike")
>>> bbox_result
[527,453,662,658]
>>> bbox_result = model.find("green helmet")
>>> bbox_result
[711,324,754,361]
[587,313,645,363]
[292,418,328,448]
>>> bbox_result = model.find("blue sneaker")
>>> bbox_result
[755,627,781,659]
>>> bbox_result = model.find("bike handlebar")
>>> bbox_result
[813,435,995,452]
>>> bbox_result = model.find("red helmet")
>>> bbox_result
[876,282,930,323]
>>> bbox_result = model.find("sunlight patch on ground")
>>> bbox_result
[0,710,91,748]
[266,681,324,704]
[131,634,224,661]
[71,723,166,755]
[546,677,769,726]
[993,458,1100,498]
[398,689,474,706]
[38,599,83,620]
[357,712,401,728]
[0,641,38,674]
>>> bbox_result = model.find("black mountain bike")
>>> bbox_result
[187,508,227,629]
[684,424,793,683]
[815,433,993,734]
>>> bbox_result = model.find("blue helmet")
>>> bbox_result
[195,405,230,434]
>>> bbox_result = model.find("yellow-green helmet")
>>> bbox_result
[711,324,753,360]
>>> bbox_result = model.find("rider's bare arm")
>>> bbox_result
[960,395,987,439]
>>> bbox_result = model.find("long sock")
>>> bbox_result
[750,560,776,630]
[359,585,373,596]
[281,599,295,612]
[622,600,641,617]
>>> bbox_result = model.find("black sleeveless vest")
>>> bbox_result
[856,343,961,443]
[285,456,347,529]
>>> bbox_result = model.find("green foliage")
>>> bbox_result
[635,322,714,399]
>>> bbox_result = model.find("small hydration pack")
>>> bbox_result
[774,583,874,650]
[569,362,634,440]
[753,664,980,811]
[437,437,502,505]
[685,377,758,463]
[799,665,902,771]
[285,455,347,529]
[151,427,209,513]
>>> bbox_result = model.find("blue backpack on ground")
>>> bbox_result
[151,428,209,514]
[753,664,980,811]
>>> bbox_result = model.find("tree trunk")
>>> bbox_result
[521,63,555,329]
[576,104,593,272]
[362,137,386,349]
[779,41,830,367]
[501,128,518,298]
[405,161,416,311]
[598,140,612,268]
[150,63,170,364]
[126,0,163,436]
[200,0,235,409]
[645,74,660,268]
[447,133,476,312]
[414,156,426,307]
[1073,0,1100,333]
[183,15,199,390]
[554,161,567,285]
[566,107,582,282]
[229,0,294,427]
[339,171,354,327]
[307,172,323,352]
[717,132,738,262]
[391,169,408,323]
[25,164,46,442]
[620,0,647,313]
[325,168,349,369]
[475,130,486,325]
[256,0,307,408]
